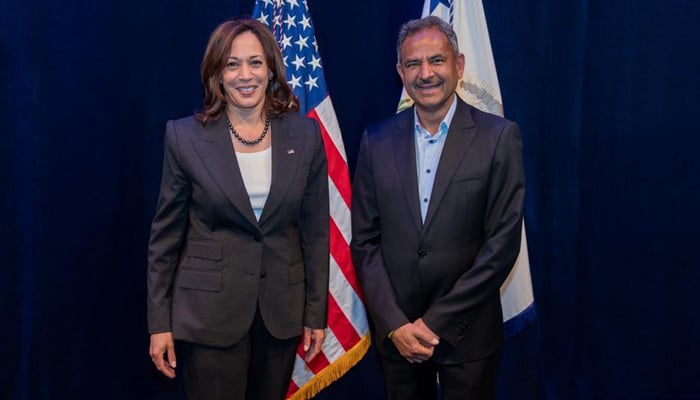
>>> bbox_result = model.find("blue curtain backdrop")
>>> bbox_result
[2,0,699,399]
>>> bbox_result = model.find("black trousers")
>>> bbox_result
[178,310,299,400]
[381,350,501,400]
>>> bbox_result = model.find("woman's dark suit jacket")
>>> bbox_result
[147,112,329,347]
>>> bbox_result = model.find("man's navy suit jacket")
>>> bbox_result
[351,98,525,363]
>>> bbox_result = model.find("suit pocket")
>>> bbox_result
[288,263,304,285]
[451,172,482,183]
[185,239,223,260]
[177,268,222,292]
[183,239,223,269]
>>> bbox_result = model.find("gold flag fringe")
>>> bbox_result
[288,332,372,400]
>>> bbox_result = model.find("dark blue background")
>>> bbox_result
[2,0,699,399]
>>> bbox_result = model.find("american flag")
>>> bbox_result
[252,1,370,399]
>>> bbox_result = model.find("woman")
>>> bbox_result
[147,17,329,400]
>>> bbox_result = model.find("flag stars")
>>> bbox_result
[299,14,311,31]
[295,34,309,50]
[304,75,319,90]
[309,54,322,71]
[284,14,296,29]
[288,74,302,90]
[291,54,306,71]
[254,2,328,110]
[280,33,293,50]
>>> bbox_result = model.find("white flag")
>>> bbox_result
[399,0,536,337]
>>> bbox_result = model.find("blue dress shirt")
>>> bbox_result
[414,96,458,222]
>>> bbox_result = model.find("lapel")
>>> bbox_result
[258,116,298,226]
[422,100,477,233]
[392,109,423,233]
[192,116,260,230]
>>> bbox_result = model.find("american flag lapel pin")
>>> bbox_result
[287,149,295,155]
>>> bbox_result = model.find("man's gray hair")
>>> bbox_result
[396,16,460,64]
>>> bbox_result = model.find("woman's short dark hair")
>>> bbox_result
[196,16,299,124]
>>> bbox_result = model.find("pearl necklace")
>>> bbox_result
[226,116,271,146]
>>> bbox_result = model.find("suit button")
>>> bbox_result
[260,271,267,278]
[253,235,262,242]
[418,249,428,258]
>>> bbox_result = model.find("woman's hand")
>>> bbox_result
[302,327,326,362]
[149,332,177,378]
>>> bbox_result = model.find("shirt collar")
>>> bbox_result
[414,95,458,139]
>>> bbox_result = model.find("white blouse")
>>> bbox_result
[235,147,272,221]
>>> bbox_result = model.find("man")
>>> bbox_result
[351,16,525,400]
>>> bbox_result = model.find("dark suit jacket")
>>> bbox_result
[147,112,329,347]
[351,98,524,363]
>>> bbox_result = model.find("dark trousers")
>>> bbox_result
[381,350,501,400]
[178,310,299,400]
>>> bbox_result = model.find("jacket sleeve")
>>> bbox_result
[146,120,191,334]
[351,130,410,339]
[300,119,330,329]
[422,121,525,346]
